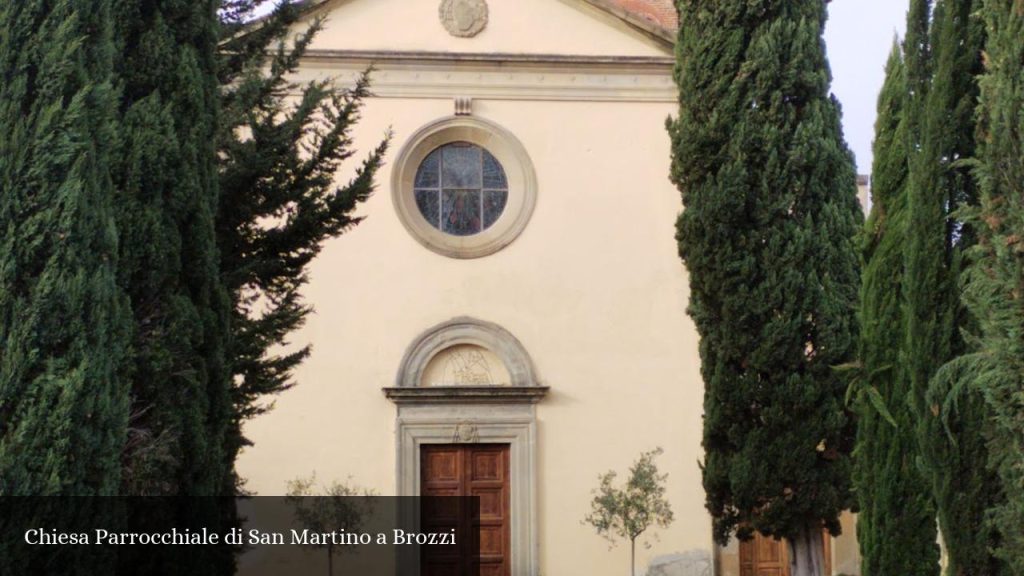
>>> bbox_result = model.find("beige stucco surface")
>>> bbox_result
[237,94,712,575]
[236,1,861,574]
[303,0,669,57]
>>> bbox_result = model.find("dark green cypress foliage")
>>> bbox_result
[854,44,941,576]
[905,0,933,105]
[667,2,862,574]
[216,1,388,489]
[935,0,1024,570]
[113,0,233,495]
[0,0,130,494]
[902,0,1006,572]
[971,1,1024,567]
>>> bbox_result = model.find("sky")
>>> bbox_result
[825,0,909,175]
[255,0,910,176]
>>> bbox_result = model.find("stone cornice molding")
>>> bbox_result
[384,386,550,404]
[291,50,676,102]
[305,49,674,67]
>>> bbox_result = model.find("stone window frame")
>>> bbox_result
[384,317,546,576]
[392,116,537,259]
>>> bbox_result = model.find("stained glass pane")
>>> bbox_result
[483,190,508,229]
[442,190,482,236]
[482,150,507,189]
[415,143,508,236]
[415,148,441,188]
[415,189,440,228]
[441,144,481,189]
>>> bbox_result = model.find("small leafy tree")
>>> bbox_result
[285,474,376,576]
[584,448,674,576]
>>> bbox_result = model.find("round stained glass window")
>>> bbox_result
[413,142,509,237]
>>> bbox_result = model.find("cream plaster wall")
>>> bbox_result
[236,90,712,575]
[833,512,862,575]
[301,0,669,57]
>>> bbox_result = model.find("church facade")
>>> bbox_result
[235,1,864,574]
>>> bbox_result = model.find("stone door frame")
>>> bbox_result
[394,403,539,576]
[385,317,545,576]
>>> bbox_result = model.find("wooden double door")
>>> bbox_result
[739,532,831,576]
[420,444,511,576]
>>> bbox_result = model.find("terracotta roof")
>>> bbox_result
[610,0,678,30]
[580,0,677,43]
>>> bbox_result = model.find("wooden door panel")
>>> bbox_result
[424,449,461,483]
[473,564,505,576]
[476,526,506,556]
[471,488,504,519]
[474,564,505,576]
[421,444,510,576]
[757,535,784,562]
[740,541,755,563]
[470,450,503,480]
[423,490,461,520]
[423,562,461,576]
[738,530,832,576]
[738,534,787,576]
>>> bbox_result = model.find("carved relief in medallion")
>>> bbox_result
[443,347,494,386]
[439,0,488,38]
[452,422,479,443]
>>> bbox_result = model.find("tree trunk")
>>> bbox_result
[789,525,825,576]
[630,537,636,576]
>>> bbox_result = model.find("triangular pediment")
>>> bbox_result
[292,0,673,58]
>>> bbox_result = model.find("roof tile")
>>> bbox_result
[613,0,678,30]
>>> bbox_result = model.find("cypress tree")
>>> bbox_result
[854,44,940,576]
[936,0,1024,570]
[0,0,130,494]
[113,0,233,495]
[972,1,1024,567]
[668,2,862,575]
[216,1,388,489]
[902,0,1005,572]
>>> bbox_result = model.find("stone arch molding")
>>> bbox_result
[396,316,538,389]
